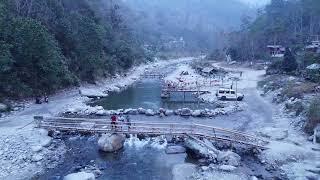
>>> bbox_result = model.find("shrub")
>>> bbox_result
[281,82,316,100]
[305,98,320,134]
[282,48,298,73]
[266,60,282,75]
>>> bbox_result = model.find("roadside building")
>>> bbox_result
[305,40,320,54]
[201,67,217,76]
[267,45,285,58]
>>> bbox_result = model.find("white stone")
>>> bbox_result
[98,134,125,152]
[218,165,237,171]
[184,138,218,159]
[31,145,42,152]
[31,154,43,162]
[180,108,192,116]
[64,172,95,180]
[217,151,241,167]
[138,108,146,114]
[201,166,209,171]
[145,109,155,116]
[192,110,202,117]
[165,110,174,116]
[95,110,106,116]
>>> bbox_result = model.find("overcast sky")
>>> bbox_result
[238,0,270,6]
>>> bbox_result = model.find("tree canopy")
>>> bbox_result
[0,0,148,98]
[227,0,320,62]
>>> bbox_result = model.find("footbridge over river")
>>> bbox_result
[34,116,269,149]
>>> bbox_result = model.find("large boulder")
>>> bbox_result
[192,110,202,117]
[184,138,218,160]
[174,109,182,115]
[165,145,186,154]
[98,134,125,152]
[180,108,192,116]
[124,108,138,115]
[217,151,241,167]
[165,110,174,116]
[138,108,146,114]
[64,172,95,180]
[145,109,155,116]
[95,110,107,116]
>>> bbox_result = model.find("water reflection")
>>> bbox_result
[92,79,215,110]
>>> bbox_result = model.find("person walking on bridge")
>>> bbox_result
[125,115,131,131]
[111,115,117,131]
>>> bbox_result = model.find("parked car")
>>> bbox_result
[216,88,244,101]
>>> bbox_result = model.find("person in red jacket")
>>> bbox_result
[111,115,117,130]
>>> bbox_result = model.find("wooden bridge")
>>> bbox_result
[34,116,269,149]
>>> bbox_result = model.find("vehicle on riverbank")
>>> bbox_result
[216,88,244,101]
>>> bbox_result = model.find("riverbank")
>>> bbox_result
[1,58,318,179]
[0,57,195,179]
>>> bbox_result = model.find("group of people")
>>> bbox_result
[110,115,131,131]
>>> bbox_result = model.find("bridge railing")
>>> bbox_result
[34,116,269,148]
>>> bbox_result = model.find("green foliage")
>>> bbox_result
[266,60,283,75]
[0,0,148,98]
[282,48,298,73]
[228,0,320,62]
[305,98,320,134]
[0,18,75,97]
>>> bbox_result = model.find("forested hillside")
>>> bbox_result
[228,0,320,62]
[0,0,148,98]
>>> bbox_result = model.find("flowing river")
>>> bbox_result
[40,62,279,180]
[41,63,206,180]
[41,136,192,180]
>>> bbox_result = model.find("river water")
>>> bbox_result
[91,78,216,110]
[41,64,212,180]
[41,136,191,180]
[40,63,279,179]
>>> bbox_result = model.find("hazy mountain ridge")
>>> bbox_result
[122,0,254,51]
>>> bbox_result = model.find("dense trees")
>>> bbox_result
[227,0,320,63]
[0,0,147,98]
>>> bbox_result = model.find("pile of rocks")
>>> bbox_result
[65,105,245,119]
[0,129,66,179]
[184,137,242,172]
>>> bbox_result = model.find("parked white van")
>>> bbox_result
[216,88,244,101]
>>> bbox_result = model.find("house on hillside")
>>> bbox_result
[305,41,320,53]
[267,45,285,58]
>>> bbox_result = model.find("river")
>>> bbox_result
[91,78,216,110]
[40,135,193,180]
[40,62,278,179]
